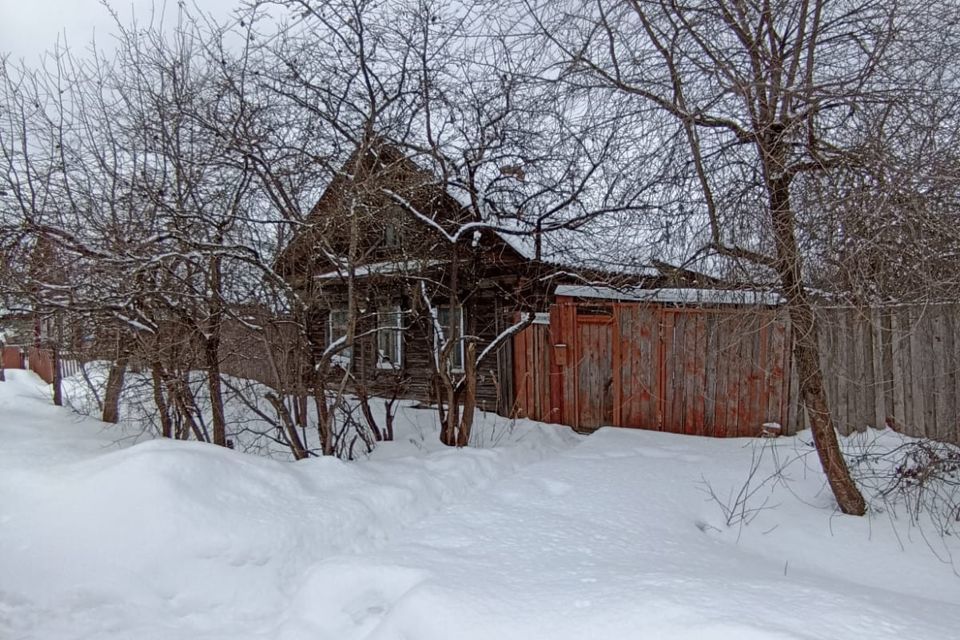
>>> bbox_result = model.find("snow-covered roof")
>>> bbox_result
[491,224,662,277]
[554,285,783,306]
[314,259,444,280]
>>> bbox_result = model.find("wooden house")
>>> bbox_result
[276,142,709,417]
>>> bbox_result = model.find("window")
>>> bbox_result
[328,308,352,361]
[436,305,464,372]
[383,223,400,248]
[376,306,403,369]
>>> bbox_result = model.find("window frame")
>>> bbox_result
[376,305,403,370]
[434,304,465,373]
[327,307,353,361]
[383,222,400,248]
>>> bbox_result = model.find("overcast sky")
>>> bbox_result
[1,0,242,64]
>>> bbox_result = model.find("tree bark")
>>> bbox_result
[101,354,129,423]
[151,360,173,438]
[265,391,309,459]
[205,255,228,447]
[456,341,477,447]
[769,174,867,516]
[205,339,227,446]
[51,345,62,407]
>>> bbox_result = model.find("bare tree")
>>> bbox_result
[525,0,959,514]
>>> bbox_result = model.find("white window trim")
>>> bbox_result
[327,308,352,364]
[376,305,403,370]
[433,304,465,374]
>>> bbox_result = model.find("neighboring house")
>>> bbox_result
[276,142,710,416]
[0,308,35,347]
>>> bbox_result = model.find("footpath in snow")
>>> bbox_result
[2,369,960,639]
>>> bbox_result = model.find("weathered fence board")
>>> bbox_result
[515,300,960,442]
[514,301,791,437]
[794,303,960,442]
[2,346,24,370]
[27,347,55,383]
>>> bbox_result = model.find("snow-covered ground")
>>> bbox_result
[2,369,959,639]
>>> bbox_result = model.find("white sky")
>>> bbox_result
[1,0,242,64]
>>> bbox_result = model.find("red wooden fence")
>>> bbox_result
[2,346,25,370]
[27,347,56,384]
[514,300,791,437]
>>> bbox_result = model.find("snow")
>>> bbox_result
[555,284,784,306]
[491,223,664,277]
[2,369,960,639]
[314,259,445,280]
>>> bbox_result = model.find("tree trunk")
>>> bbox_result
[51,345,62,407]
[205,255,228,447]
[265,391,309,460]
[313,373,334,456]
[151,360,173,438]
[770,175,866,516]
[101,354,129,423]
[173,377,209,442]
[205,338,227,446]
[456,341,477,447]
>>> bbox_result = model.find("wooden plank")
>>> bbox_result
[712,313,729,437]
[952,306,960,443]
[778,312,791,427]
[537,324,550,420]
[870,308,887,430]
[658,310,673,431]
[649,306,662,430]
[785,317,803,434]
[815,311,831,431]
[932,307,950,442]
[681,311,696,434]
[548,306,563,424]
[723,314,743,436]
[633,306,650,428]
[512,325,527,417]
[703,313,717,436]
[739,313,757,437]
[833,312,849,435]
[753,313,769,436]
[617,305,633,426]
[908,307,927,437]
[564,304,579,430]
[890,309,908,433]
[575,318,589,429]
[632,305,642,427]
[678,311,693,435]
[684,311,696,433]
[921,307,938,438]
[667,311,684,433]
[695,313,708,436]
[882,310,896,425]
[612,305,623,427]
[852,310,868,432]
[764,315,787,429]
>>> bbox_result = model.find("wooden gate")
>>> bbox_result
[575,311,615,428]
[513,299,791,437]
